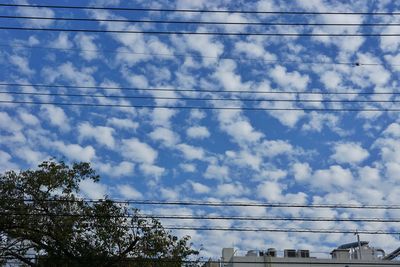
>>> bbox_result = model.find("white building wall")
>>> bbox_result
[219,255,400,267]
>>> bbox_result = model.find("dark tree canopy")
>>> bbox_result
[0,160,199,266]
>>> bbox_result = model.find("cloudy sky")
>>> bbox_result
[1,0,400,259]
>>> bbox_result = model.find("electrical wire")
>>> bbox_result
[2,26,400,36]
[7,198,400,209]
[163,226,398,234]
[3,91,400,104]
[3,212,400,223]
[3,15,400,27]
[1,100,399,111]
[1,3,400,16]
[0,83,396,95]
[0,44,381,66]
[2,217,394,234]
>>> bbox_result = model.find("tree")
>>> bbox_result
[0,160,199,266]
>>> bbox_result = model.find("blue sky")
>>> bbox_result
[1,0,400,259]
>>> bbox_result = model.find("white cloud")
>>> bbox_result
[40,105,70,131]
[18,111,40,126]
[302,112,340,132]
[217,110,263,145]
[331,142,369,164]
[15,147,46,166]
[190,181,210,194]
[121,138,158,164]
[214,60,251,91]
[107,117,138,130]
[53,141,96,162]
[79,179,107,199]
[269,109,305,128]
[258,168,287,181]
[186,126,210,139]
[383,123,400,137]
[358,166,381,186]
[204,164,229,180]
[258,140,294,158]
[97,161,134,178]
[292,162,312,182]
[116,184,143,199]
[234,41,276,60]
[160,187,179,200]
[149,127,180,147]
[312,165,353,191]
[183,31,224,64]
[320,70,342,90]
[74,33,98,60]
[270,65,309,91]
[189,109,206,120]
[0,112,22,132]
[125,74,148,88]
[180,163,196,172]
[0,150,18,172]
[373,137,400,163]
[226,150,262,170]
[139,164,165,178]
[217,183,248,197]
[78,122,115,149]
[9,55,34,75]
[42,62,96,87]
[50,33,73,49]
[385,162,400,181]
[177,143,205,160]
[16,1,55,27]
[257,181,283,202]
[151,109,176,127]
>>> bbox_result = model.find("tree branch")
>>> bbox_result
[4,251,37,267]
[103,237,140,267]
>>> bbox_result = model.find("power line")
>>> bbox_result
[1,100,399,111]
[0,83,396,95]
[1,212,397,234]
[163,226,398,235]
[3,212,400,223]
[2,26,400,36]
[3,91,400,104]
[3,15,400,27]
[1,3,400,16]
[3,221,397,234]
[0,44,381,66]
[7,199,400,209]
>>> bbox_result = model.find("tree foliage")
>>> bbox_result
[0,160,199,266]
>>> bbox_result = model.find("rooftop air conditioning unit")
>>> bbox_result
[284,249,297,258]
[267,248,277,257]
[297,250,310,258]
[246,250,259,257]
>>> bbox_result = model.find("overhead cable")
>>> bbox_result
[1,100,399,111]
[2,26,400,36]
[163,226,398,234]
[3,212,400,222]
[3,15,400,27]
[3,91,400,104]
[1,3,400,16]
[7,198,400,209]
[0,44,381,66]
[0,83,396,95]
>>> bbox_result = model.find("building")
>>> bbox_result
[205,241,400,267]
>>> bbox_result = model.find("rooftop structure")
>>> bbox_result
[205,241,400,267]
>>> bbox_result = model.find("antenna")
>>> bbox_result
[355,230,362,260]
